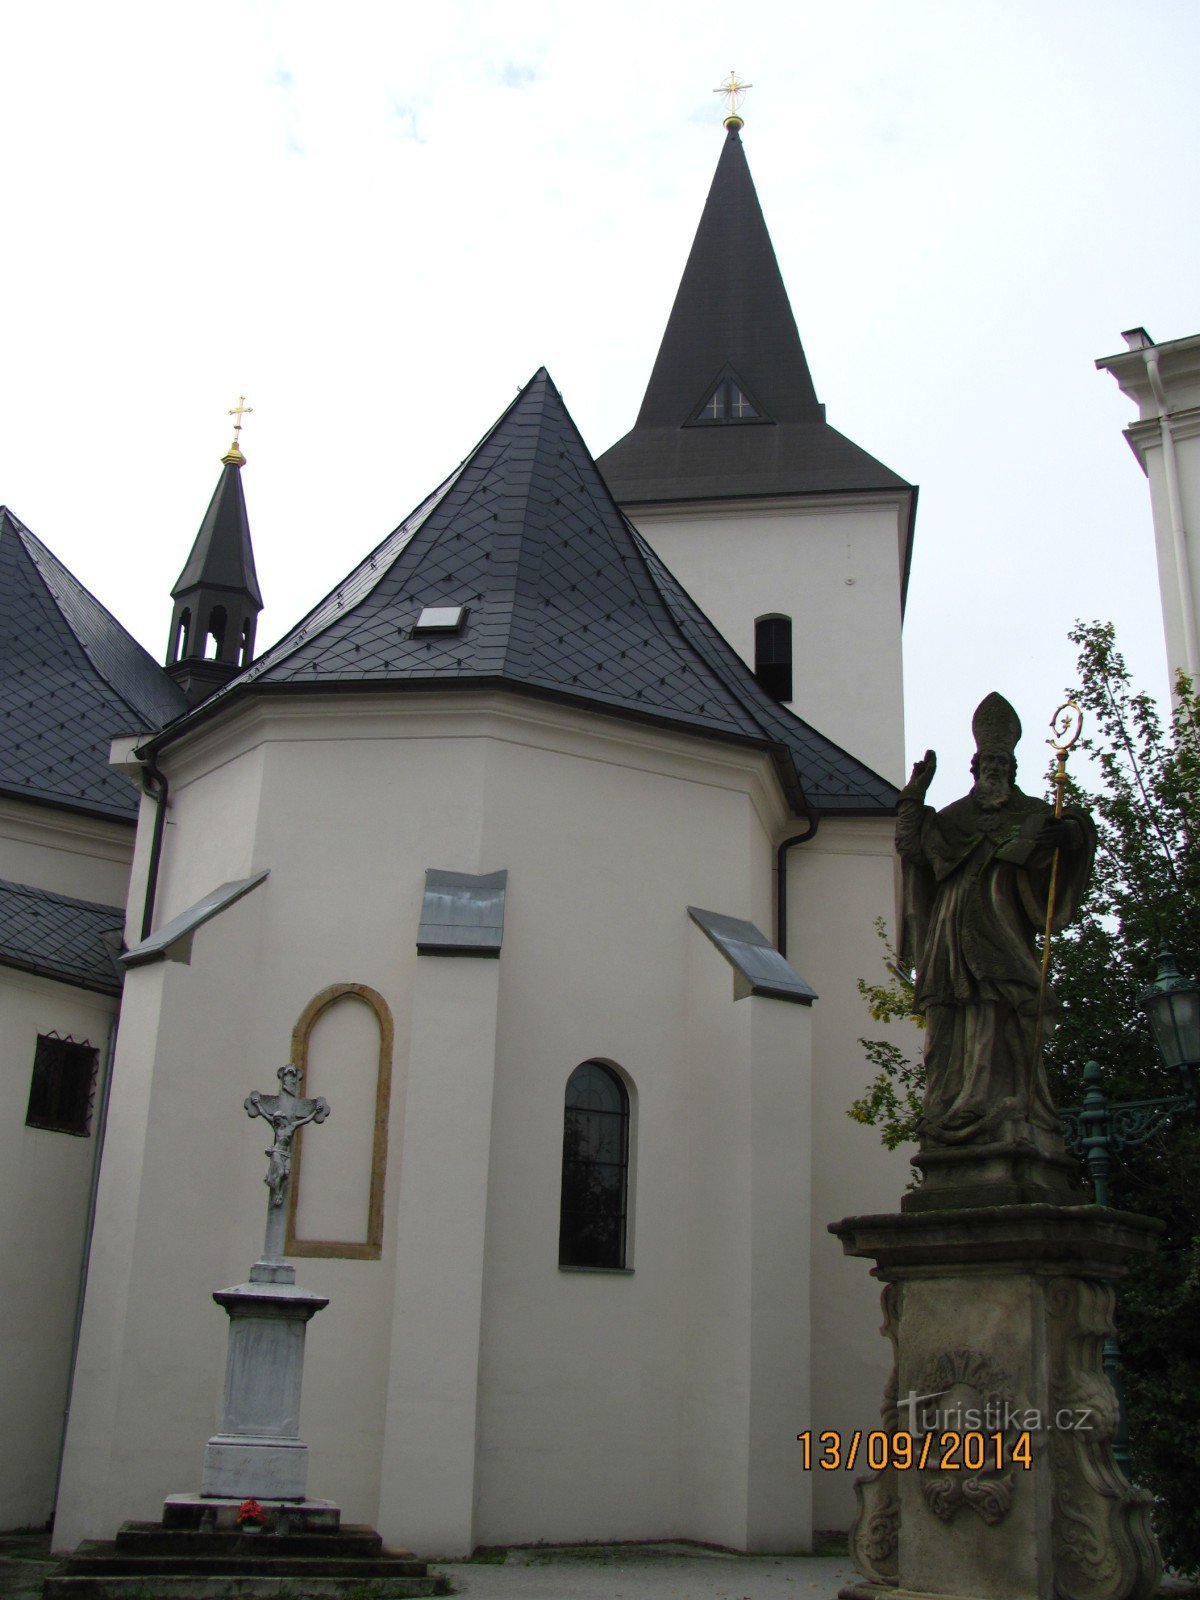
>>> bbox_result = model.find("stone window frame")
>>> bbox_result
[285,982,393,1261]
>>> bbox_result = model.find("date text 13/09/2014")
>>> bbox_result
[796,1430,1034,1473]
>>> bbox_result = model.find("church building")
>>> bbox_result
[0,113,915,1555]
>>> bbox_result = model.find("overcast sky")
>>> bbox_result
[3,0,1197,807]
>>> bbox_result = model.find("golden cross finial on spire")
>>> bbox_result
[223,395,253,466]
[714,69,751,129]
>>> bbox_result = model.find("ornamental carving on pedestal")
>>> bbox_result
[913,1348,1017,1527]
[848,1283,901,1585]
[1044,1278,1160,1600]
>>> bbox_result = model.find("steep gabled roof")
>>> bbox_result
[172,456,263,604]
[159,370,896,816]
[0,508,188,820]
[597,126,912,505]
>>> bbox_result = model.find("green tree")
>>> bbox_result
[850,622,1200,1575]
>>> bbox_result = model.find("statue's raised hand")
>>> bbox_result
[903,749,937,799]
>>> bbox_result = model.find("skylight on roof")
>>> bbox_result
[413,605,468,635]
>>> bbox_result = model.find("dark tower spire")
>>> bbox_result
[166,409,263,706]
[598,123,910,505]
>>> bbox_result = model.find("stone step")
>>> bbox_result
[113,1521,388,1558]
[44,1527,448,1600]
[42,1577,447,1600]
[50,1552,431,1579]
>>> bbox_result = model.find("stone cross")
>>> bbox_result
[245,1064,329,1263]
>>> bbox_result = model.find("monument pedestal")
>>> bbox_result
[830,1203,1162,1600]
[200,1258,328,1501]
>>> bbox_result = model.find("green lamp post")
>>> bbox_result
[1058,947,1200,1473]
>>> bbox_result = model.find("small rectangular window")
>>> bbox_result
[25,1034,99,1137]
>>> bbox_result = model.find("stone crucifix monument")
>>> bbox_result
[46,1067,444,1593]
[194,1064,333,1513]
[831,694,1163,1600]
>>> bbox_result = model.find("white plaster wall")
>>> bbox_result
[0,970,115,1531]
[379,953,501,1555]
[0,798,131,907]
[55,690,898,1554]
[1099,335,1200,687]
[785,817,913,1533]
[629,497,908,786]
[1140,422,1200,684]
[294,995,379,1246]
[468,718,795,1551]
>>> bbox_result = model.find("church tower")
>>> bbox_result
[599,107,915,783]
[165,409,263,706]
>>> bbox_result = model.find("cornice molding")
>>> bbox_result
[0,794,134,866]
[159,689,791,838]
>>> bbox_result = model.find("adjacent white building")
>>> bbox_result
[1097,328,1200,688]
[1,121,915,1555]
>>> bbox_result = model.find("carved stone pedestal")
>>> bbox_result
[200,1258,329,1501]
[829,1204,1162,1600]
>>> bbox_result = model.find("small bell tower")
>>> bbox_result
[166,398,264,706]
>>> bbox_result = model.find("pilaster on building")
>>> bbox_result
[1097,328,1200,689]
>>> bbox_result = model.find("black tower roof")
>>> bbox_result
[0,508,188,819]
[161,370,896,816]
[597,126,912,505]
[172,456,263,606]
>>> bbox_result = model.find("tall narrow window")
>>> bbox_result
[25,1033,99,1136]
[173,607,192,663]
[204,605,228,660]
[559,1061,629,1269]
[755,614,793,701]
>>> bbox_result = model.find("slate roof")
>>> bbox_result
[0,508,188,819]
[158,369,897,816]
[172,456,263,605]
[597,126,913,507]
[0,877,124,995]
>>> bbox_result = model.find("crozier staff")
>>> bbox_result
[897,693,1095,1147]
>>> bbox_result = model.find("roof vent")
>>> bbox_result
[413,605,468,635]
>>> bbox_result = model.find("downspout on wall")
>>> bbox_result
[775,814,819,957]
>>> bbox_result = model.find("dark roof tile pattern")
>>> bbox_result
[597,127,912,505]
[0,508,188,819]
[183,370,895,816]
[0,877,124,994]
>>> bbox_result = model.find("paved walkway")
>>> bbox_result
[0,1532,852,1599]
[435,1545,856,1600]
[6,1531,1198,1599]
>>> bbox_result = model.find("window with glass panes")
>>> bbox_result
[754,615,793,701]
[694,376,761,423]
[558,1061,629,1269]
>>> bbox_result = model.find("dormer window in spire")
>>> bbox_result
[686,367,770,428]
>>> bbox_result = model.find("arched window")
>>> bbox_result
[204,604,228,661]
[559,1061,629,1269]
[172,607,191,663]
[239,615,254,668]
[754,614,793,702]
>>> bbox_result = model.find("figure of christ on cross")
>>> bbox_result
[245,1065,330,1261]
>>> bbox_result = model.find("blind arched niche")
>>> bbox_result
[286,983,393,1260]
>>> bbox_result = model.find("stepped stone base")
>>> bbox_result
[44,1517,449,1599]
